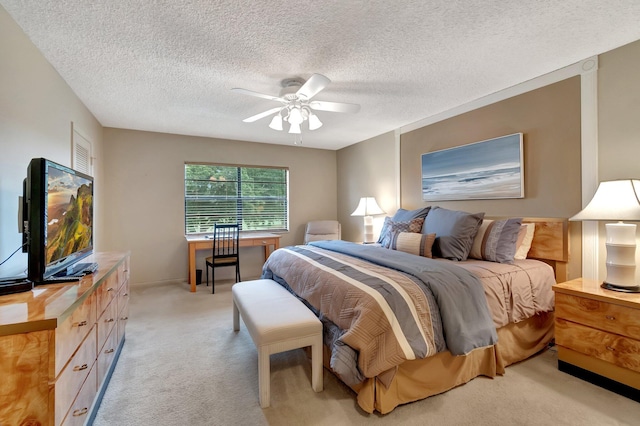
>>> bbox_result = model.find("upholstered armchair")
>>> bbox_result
[303,220,341,244]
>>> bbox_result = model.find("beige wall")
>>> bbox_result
[0,6,103,277]
[101,128,337,284]
[597,39,640,282]
[402,78,583,280]
[336,131,397,242]
[598,40,640,181]
[338,78,584,279]
[400,77,582,219]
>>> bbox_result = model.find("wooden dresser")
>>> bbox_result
[0,252,130,425]
[553,278,640,401]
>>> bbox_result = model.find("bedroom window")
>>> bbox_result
[184,163,289,234]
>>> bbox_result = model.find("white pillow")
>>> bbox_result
[514,223,535,259]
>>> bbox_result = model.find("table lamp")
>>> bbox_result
[570,179,640,292]
[351,197,385,243]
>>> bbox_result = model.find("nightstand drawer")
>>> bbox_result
[555,293,640,339]
[556,318,640,373]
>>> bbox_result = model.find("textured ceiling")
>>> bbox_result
[3,1,640,150]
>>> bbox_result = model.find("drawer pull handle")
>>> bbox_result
[606,315,616,321]
[105,348,115,354]
[606,346,615,352]
[107,287,115,292]
[73,407,88,417]
[73,363,88,372]
[74,320,88,327]
[120,316,129,321]
[105,318,115,323]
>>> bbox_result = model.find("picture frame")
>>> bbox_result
[421,133,524,201]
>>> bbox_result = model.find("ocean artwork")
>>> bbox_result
[421,133,523,201]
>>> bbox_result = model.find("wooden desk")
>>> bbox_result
[186,233,281,292]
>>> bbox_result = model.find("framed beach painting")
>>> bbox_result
[421,133,524,201]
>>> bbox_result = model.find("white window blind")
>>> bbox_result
[184,163,288,234]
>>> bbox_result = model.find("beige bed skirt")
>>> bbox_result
[344,311,555,414]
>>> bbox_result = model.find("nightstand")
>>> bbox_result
[553,278,640,401]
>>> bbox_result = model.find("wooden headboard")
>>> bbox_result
[490,217,570,282]
[523,217,569,282]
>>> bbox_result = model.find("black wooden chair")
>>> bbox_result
[205,223,241,294]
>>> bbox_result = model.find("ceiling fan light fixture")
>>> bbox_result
[308,113,323,130]
[288,107,303,125]
[268,114,283,131]
[288,121,301,134]
[233,74,360,142]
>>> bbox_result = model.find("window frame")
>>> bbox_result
[184,162,289,235]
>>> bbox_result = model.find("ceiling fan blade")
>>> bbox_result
[296,74,331,100]
[242,107,282,123]
[309,100,360,113]
[231,87,284,102]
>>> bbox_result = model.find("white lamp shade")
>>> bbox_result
[288,107,303,125]
[308,113,323,130]
[570,179,640,289]
[570,179,640,221]
[351,197,385,217]
[288,121,301,134]
[268,114,283,131]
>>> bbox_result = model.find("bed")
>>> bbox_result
[261,212,569,414]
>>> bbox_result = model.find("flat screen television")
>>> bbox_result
[24,158,94,284]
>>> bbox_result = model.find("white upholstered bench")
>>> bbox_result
[232,279,323,408]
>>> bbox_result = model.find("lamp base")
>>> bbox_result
[604,222,638,289]
[363,215,374,244]
[601,282,640,293]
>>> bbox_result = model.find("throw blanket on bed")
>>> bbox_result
[261,241,497,382]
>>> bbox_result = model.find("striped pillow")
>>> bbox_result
[469,218,522,263]
[380,218,424,248]
[390,232,436,258]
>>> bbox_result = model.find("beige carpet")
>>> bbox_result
[93,280,640,426]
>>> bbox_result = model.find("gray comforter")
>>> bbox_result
[261,240,498,384]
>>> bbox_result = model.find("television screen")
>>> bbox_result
[26,158,94,283]
[46,164,93,265]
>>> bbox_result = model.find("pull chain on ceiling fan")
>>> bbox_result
[232,74,360,135]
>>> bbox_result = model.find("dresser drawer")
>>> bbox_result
[118,258,130,286]
[55,326,97,426]
[117,298,130,344]
[97,298,118,352]
[96,273,119,316]
[555,293,640,340]
[97,326,119,387]
[117,277,130,316]
[61,363,97,426]
[556,318,640,373]
[55,293,97,378]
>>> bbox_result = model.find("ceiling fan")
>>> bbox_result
[231,74,360,134]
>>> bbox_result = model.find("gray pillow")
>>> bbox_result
[392,206,431,221]
[423,207,484,261]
